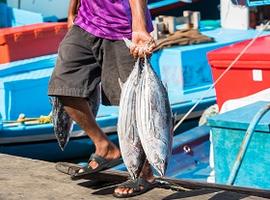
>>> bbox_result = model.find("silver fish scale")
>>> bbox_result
[135,68,146,142]
[137,60,173,176]
[118,60,145,179]
[51,85,100,151]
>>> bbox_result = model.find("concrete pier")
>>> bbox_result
[0,153,268,200]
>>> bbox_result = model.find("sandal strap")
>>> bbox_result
[117,179,141,191]
[113,178,157,198]
[137,177,157,189]
[88,153,107,165]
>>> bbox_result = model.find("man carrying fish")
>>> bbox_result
[48,0,157,197]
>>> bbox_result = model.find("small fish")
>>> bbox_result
[50,97,73,151]
[117,59,145,179]
[51,85,100,151]
[136,59,173,176]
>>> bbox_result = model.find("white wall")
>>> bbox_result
[221,0,250,30]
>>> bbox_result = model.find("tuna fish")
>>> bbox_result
[117,59,146,179]
[51,85,100,150]
[136,58,173,176]
[119,38,173,177]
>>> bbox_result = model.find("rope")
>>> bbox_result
[3,113,52,125]
[173,20,270,132]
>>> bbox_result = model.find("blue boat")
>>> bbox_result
[1,27,267,164]
[1,1,270,193]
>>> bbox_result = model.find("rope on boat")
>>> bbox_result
[227,103,270,185]
[173,20,270,132]
[3,113,52,126]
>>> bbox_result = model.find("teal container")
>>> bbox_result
[208,101,270,190]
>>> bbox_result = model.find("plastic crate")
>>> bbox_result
[0,22,67,64]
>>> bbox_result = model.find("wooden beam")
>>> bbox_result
[70,168,270,198]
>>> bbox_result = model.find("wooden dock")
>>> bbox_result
[0,153,269,200]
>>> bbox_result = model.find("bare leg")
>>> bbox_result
[59,96,120,169]
[139,160,155,182]
[114,160,155,195]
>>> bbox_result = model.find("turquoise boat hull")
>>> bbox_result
[0,98,214,161]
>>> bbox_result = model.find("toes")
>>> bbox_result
[139,185,144,191]
[78,160,98,174]
[78,168,84,173]
[123,188,129,194]
[114,187,120,194]
[115,186,125,193]
[128,188,134,194]
[114,186,126,194]
[88,160,98,169]
[114,187,134,195]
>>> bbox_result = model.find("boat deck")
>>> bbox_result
[0,153,268,200]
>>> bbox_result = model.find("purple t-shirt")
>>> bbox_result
[74,0,153,40]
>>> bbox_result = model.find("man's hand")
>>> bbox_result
[129,0,155,58]
[67,0,79,29]
[67,15,76,29]
[131,31,156,58]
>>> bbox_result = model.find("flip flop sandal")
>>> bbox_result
[55,162,83,175]
[74,153,122,177]
[113,177,157,198]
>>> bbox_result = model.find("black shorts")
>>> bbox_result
[48,25,135,105]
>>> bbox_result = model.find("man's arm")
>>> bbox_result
[129,0,155,58]
[67,0,80,29]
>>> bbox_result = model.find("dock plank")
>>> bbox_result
[0,154,268,200]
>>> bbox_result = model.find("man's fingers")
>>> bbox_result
[129,44,136,55]
[131,46,139,58]
[129,39,156,58]
[138,47,145,58]
[147,40,156,50]
[142,41,156,57]
[135,46,154,58]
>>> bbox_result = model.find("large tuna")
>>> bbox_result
[51,85,100,150]
[136,58,173,176]
[117,59,146,179]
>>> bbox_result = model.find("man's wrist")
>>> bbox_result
[132,21,147,32]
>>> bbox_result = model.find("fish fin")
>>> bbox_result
[118,78,124,90]
[164,82,168,92]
